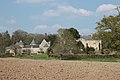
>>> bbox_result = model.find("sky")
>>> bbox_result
[0,0,120,35]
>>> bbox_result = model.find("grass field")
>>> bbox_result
[64,57,120,62]
[16,54,58,60]
[15,54,120,62]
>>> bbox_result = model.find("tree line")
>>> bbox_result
[0,29,57,54]
[0,28,84,54]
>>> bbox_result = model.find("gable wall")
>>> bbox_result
[80,38,101,50]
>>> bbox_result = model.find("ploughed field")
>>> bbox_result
[0,58,120,80]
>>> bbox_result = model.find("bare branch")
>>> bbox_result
[115,6,120,15]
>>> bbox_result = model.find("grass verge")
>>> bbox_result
[14,54,120,62]
[16,54,58,60]
[63,57,120,62]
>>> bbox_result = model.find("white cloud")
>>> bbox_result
[0,25,6,30]
[58,6,93,16]
[31,5,93,20]
[79,9,93,16]
[96,4,117,13]
[7,19,16,24]
[31,4,119,20]
[41,6,93,18]
[35,25,47,30]
[31,10,59,19]
[34,24,67,33]
[79,28,94,35]
[58,6,77,14]
[43,10,59,17]
[16,0,55,4]
[52,24,63,29]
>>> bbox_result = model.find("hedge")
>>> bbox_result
[49,54,120,59]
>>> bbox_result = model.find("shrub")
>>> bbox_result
[103,49,111,54]
[49,54,120,59]
[89,47,95,51]
[0,52,13,57]
[22,49,31,55]
[85,47,95,54]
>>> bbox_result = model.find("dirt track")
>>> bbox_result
[0,58,120,80]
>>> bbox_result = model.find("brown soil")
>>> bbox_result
[0,58,120,80]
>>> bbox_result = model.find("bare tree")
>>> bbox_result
[115,6,120,15]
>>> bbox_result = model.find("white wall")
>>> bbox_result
[80,38,101,50]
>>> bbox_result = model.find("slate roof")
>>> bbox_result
[81,35,93,40]
[30,39,36,45]
[24,45,39,48]
[15,39,49,49]
[19,40,24,45]
[43,43,49,47]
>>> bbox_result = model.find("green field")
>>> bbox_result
[15,54,120,62]
[16,54,58,60]
[63,57,120,62]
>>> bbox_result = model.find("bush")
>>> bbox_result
[0,52,13,57]
[49,54,61,58]
[85,47,95,54]
[89,47,95,51]
[49,54,120,60]
[103,49,111,54]
[22,49,31,55]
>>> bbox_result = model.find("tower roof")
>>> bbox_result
[30,39,36,45]
[19,40,24,45]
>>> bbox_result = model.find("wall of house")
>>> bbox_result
[39,39,50,53]
[30,48,40,54]
[80,38,101,51]
[39,47,49,53]
[22,48,40,54]
[11,39,51,54]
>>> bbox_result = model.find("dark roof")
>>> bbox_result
[81,35,93,40]
[24,45,39,48]
[32,45,39,48]
[43,43,49,47]
[24,45,31,48]
[30,39,36,45]
[19,40,24,45]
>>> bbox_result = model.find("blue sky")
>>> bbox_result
[0,0,120,35]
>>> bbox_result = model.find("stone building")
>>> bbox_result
[6,39,50,55]
[78,36,101,51]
